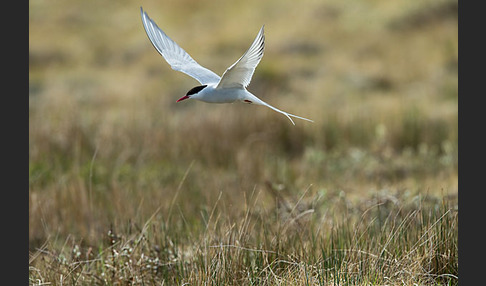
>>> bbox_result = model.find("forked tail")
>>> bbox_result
[247,95,313,125]
[267,105,314,125]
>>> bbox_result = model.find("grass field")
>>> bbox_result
[29,0,458,284]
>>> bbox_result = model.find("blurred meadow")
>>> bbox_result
[29,0,458,284]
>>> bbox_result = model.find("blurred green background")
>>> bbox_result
[29,0,457,245]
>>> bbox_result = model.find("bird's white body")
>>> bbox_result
[188,85,258,105]
[190,84,247,104]
[140,7,312,125]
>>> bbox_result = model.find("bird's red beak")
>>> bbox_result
[176,95,190,102]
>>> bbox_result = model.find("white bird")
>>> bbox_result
[140,7,313,125]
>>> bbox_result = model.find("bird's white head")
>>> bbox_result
[176,85,208,102]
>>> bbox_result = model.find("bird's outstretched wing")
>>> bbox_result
[216,25,265,89]
[140,7,221,85]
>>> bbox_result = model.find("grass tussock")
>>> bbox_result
[30,0,457,284]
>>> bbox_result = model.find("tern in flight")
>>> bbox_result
[140,7,313,125]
